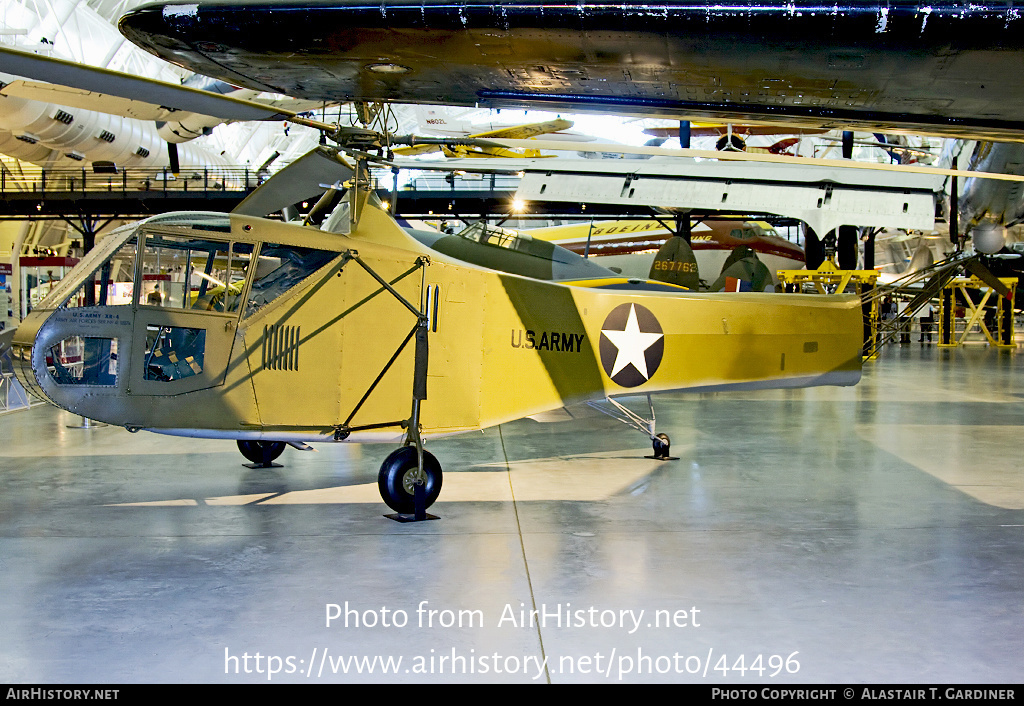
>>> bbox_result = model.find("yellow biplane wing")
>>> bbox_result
[393,118,574,158]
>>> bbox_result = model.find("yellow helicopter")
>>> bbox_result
[0,45,867,516]
[6,140,864,515]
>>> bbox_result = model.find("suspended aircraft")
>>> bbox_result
[0,74,231,172]
[393,114,575,158]
[643,124,825,155]
[412,106,589,141]
[951,140,1024,251]
[114,1,1024,143]
[392,105,593,158]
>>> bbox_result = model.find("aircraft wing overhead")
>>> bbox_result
[392,118,576,156]
[390,153,944,237]
[120,1,1024,142]
[0,44,292,122]
[470,118,575,140]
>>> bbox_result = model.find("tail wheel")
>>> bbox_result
[652,433,671,459]
[378,446,442,513]
[237,440,286,464]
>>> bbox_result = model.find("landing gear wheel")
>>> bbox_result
[237,440,286,466]
[651,433,673,460]
[378,446,442,514]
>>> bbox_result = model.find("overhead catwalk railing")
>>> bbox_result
[0,164,266,219]
[0,163,529,220]
[0,165,260,196]
[0,164,518,200]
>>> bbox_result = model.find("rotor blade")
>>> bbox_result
[465,118,575,140]
[0,44,306,123]
[0,80,178,121]
[0,79,337,125]
[392,135,508,150]
[233,147,354,217]
[487,138,1024,183]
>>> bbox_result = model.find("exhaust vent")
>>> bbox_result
[262,324,300,371]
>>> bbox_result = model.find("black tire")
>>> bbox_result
[652,433,671,459]
[378,446,442,513]
[237,440,286,464]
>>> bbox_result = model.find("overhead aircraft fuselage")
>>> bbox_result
[957,141,1024,229]
[120,1,1024,141]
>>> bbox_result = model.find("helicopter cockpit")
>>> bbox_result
[10,212,339,423]
[457,222,533,252]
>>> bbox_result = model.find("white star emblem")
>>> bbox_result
[601,303,665,380]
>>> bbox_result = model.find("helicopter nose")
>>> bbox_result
[7,309,126,417]
[7,334,48,407]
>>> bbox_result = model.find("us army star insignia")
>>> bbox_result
[599,303,664,387]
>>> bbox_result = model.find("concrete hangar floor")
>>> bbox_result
[1,344,1022,684]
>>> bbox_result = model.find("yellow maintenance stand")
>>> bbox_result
[937,275,1017,348]
[777,260,881,358]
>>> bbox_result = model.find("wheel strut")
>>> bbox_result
[587,395,679,461]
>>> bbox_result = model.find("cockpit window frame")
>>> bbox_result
[38,213,245,314]
[137,222,251,316]
[456,221,529,251]
[39,222,138,311]
[240,242,342,321]
[39,213,345,326]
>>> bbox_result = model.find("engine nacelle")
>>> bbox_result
[971,223,1007,254]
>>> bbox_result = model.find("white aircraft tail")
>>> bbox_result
[414,105,473,136]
